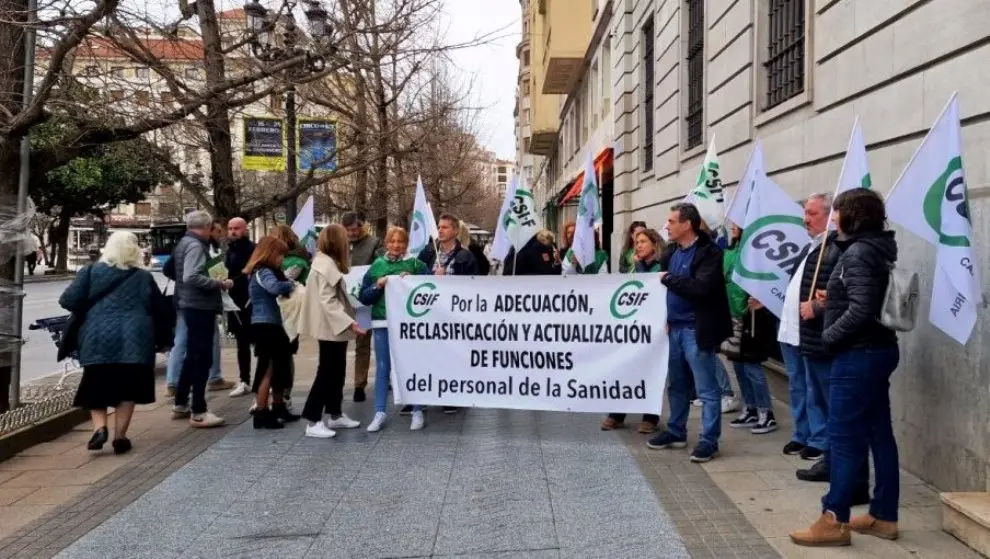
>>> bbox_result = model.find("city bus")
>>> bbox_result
[148,222,186,268]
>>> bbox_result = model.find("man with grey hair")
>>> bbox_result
[170,210,233,428]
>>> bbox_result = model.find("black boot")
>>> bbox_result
[272,402,301,423]
[87,427,109,450]
[253,408,284,430]
[796,459,829,482]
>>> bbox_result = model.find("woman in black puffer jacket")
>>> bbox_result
[791,188,901,547]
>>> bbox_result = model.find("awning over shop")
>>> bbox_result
[557,148,614,206]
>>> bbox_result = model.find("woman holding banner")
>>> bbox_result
[601,228,665,434]
[358,227,429,433]
[298,225,366,439]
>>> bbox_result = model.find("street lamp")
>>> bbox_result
[244,0,331,222]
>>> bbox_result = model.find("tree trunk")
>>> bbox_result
[197,0,237,221]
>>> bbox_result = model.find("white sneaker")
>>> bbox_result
[229,382,250,397]
[325,414,360,429]
[367,412,387,433]
[284,397,294,411]
[721,396,740,414]
[190,411,225,428]
[305,421,336,439]
[171,405,190,419]
[691,399,702,407]
[410,411,425,431]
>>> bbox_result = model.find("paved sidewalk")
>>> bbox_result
[0,343,978,558]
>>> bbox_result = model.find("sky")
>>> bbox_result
[439,0,520,160]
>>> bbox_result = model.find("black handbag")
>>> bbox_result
[58,267,138,362]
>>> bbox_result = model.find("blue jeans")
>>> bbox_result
[715,357,733,397]
[373,328,421,414]
[731,361,772,410]
[779,343,810,446]
[804,356,832,452]
[822,346,900,523]
[175,309,218,414]
[167,313,222,388]
[666,326,721,447]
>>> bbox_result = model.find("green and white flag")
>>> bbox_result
[503,173,542,251]
[291,196,317,254]
[491,174,517,261]
[731,168,811,318]
[828,118,873,230]
[684,138,726,228]
[408,175,436,258]
[886,93,980,345]
[572,150,602,268]
[725,141,765,228]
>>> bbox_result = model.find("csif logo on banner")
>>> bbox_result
[405,282,440,318]
[923,156,971,247]
[735,214,810,281]
[609,280,649,319]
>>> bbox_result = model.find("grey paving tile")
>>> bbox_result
[180,535,316,558]
[433,495,557,556]
[433,552,560,559]
[311,499,441,559]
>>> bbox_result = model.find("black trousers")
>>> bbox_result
[302,340,348,423]
[226,309,253,384]
[608,413,660,425]
[176,309,217,414]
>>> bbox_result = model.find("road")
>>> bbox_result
[19,273,168,385]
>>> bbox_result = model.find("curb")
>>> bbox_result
[23,274,75,284]
[0,407,89,462]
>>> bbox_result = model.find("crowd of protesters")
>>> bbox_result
[60,186,900,549]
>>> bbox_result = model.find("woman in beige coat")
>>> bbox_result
[298,224,366,439]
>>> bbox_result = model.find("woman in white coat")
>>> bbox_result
[298,224,366,439]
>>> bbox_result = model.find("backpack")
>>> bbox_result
[879,262,920,332]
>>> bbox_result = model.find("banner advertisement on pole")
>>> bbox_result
[298,119,338,172]
[242,117,285,171]
[384,275,670,413]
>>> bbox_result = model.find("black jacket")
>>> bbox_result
[503,237,559,276]
[418,241,479,276]
[468,241,491,276]
[659,232,733,351]
[799,231,841,357]
[737,308,780,364]
[225,236,255,308]
[823,231,898,353]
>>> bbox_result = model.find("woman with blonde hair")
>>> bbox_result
[59,231,166,453]
[246,236,299,428]
[298,224,366,438]
[358,226,429,432]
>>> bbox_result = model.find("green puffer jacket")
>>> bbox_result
[358,256,429,321]
[722,245,749,319]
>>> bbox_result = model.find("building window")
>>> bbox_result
[134,202,152,216]
[109,90,124,101]
[764,0,805,109]
[642,16,655,172]
[523,49,530,66]
[685,0,704,149]
[135,91,150,105]
[83,65,99,77]
[185,67,200,80]
[161,91,175,104]
[135,67,150,79]
[110,66,126,77]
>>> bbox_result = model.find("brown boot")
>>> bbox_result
[638,421,656,434]
[601,417,622,430]
[850,513,899,540]
[790,511,851,547]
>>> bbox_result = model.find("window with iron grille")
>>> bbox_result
[764,0,806,109]
[685,0,704,149]
[642,16,655,172]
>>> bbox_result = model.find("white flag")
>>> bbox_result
[725,141,765,228]
[425,201,440,240]
[408,175,434,257]
[691,139,726,228]
[572,151,602,268]
[836,117,872,194]
[291,196,317,253]
[886,93,980,344]
[491,175,517,261]
[731,169,811,318]
[503,174,542,251]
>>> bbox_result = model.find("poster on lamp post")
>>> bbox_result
[298,119,338,172]
[242,117,285,171]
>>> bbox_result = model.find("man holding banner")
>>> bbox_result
[343,211,383,403]
[647,203,732,463]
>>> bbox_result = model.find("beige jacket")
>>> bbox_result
[299,252,356,342]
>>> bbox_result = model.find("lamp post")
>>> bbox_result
[243,0,330,223]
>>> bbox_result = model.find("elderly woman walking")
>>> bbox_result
[59,231,166,454]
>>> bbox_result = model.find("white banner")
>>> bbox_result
[342,264,372,329]
[384,275,670,413]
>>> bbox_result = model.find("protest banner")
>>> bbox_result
[384,274,670,413]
